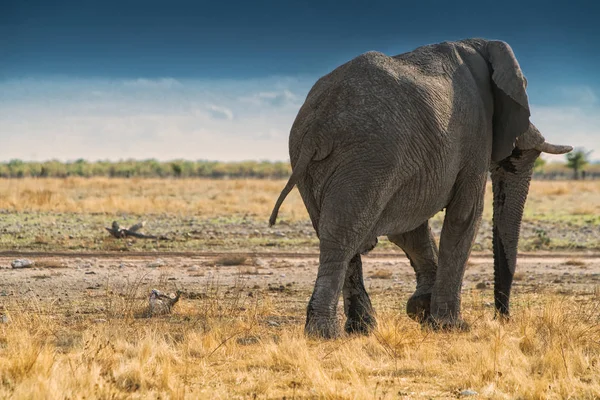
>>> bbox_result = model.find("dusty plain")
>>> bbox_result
[0,178,599,399]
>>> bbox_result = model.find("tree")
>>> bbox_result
[533,156,546,173]
[566,148,592,180]
[171,162,183,177]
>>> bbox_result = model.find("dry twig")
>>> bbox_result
[105,221,167,240]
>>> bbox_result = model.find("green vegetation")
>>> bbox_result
[566,148,593,180]
[1,157,599,179]
[0,159,291,179]
[533,156,546,173]
[0,209,596,253]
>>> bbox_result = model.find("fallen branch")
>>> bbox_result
[105,221,167,240]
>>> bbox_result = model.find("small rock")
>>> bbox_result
[85,271,96,275]
[254,258,267,267]
[280,274,286,278]
[274,232,286,237]
[187,265,200,272]
[147,259,166,268]
[459,389,478,397]
[475,282,487,289]
[0,315,8,323]
[267,320,280,327]
[94,318,107,323]
[11,259,34,268]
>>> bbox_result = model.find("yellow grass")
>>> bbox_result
[368,269,394,279]
[0,177,307,219]
[483,180,600,220]
[1,178,599,221]
[1,292,599,399]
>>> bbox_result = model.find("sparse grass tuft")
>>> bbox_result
[216,255,248,266]
[513,271,526,281]
[238,266,261,275]
[369,269,393,279]
[564,259,586,266]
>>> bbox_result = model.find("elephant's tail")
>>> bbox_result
[269,146,315,227]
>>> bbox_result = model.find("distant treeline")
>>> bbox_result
[533,161,600,180]
[0,159,291,179]
[0,159,599,179]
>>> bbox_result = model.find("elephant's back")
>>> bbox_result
[290,50,456,172]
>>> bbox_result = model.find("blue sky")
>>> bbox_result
[1,0,599,161]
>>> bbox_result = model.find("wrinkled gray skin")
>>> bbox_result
[270,39,572,338]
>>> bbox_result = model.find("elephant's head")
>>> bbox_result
[472,39,572,316]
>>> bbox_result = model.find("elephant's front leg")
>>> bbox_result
[343,254,376,334]
[388,221,438,323]
[431,177,486,330]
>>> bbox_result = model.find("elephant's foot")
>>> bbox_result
[406,292,432,322]
[345,313,376,335]
[425,315,470,332]
[305,300,340,339]
[305,315,340,339]
[344,292,376,335]
[427,297,469,331]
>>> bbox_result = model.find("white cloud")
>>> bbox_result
[240,89,299,107]
[206,104,234,120]
[1,79,598,163]
[0,77,312,161]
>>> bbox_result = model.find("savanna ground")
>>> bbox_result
[1,178,599,399]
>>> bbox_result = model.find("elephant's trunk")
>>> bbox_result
[490,148,538,316]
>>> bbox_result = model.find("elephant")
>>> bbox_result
[269,38,572,339]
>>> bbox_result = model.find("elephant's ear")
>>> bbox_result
[487,40,531,162]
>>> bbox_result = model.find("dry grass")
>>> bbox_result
[0,177,307,220]
[237,266,262,275]
[485,180,600,221]
[1,291,600,399]
[369,269,394,279]
[1,178,599,222]
[216,256,248,266]
[513,272,526,281]
[564,259,587,267]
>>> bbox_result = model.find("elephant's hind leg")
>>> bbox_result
[305,241,353,339]
[343,254,376,334]
[306,202,384,337]
[388,222,438,322]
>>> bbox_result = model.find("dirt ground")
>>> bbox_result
[2,251,599,317]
